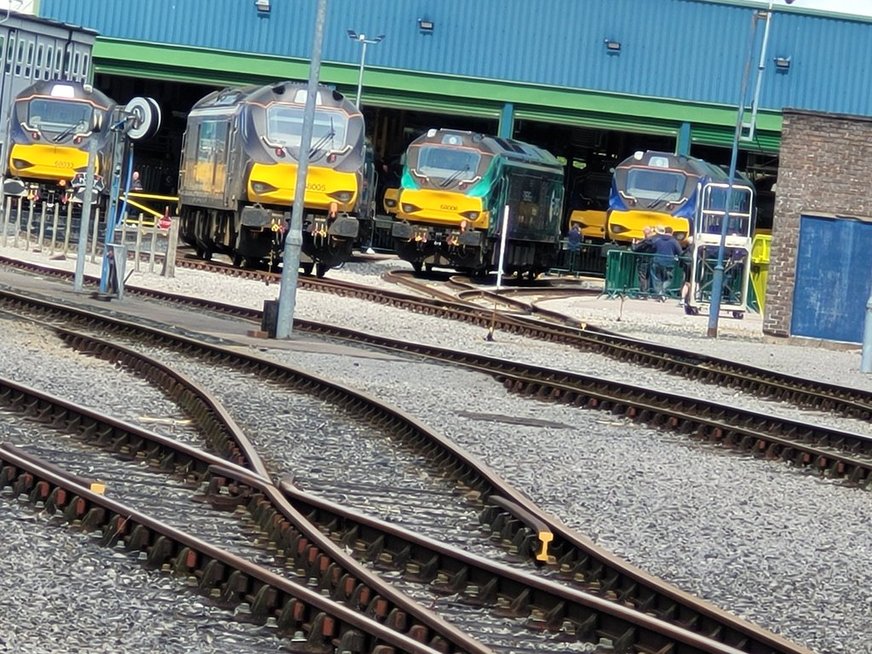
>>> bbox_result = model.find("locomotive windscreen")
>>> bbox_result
[416,146,481,179]
[26,99,92,132]
[266,106,348,150]
[626,169,686,203]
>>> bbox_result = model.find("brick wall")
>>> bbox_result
[764,110,872,337]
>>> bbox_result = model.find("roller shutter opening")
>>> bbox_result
[791,214,872,344]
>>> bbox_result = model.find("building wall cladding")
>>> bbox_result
[764,110,872,337]
[37,0,872,118]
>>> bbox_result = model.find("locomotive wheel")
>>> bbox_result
[315,263,329,278]
[424,263,434,273]
[300,262,314,276]
[232,253,244,267]
[411,261,424,276]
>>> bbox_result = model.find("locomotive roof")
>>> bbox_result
[412,128,561,168]
[190,81,354,112]
[618,150,752,185]
[14,79,115,108]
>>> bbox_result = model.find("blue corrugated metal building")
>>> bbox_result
[36,0,872,153]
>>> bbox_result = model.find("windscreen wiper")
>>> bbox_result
[52,120,85,143]
[645,189,675,208]
[308,117,336,159]
[439,164,469,188]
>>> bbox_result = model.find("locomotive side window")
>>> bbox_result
[190,119,229,192]
[505,172,562,238]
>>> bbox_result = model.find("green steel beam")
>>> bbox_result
[94,38,781,152]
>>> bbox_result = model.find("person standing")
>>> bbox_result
[632,225,656,298]
[566,224,581,272]
[131,170,143,191]
[650,225,682,301]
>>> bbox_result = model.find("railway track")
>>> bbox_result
[3,255,866,423]
[0,291,813,653]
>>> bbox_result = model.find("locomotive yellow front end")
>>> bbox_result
[397,187,489,230]
[247,161,360,214]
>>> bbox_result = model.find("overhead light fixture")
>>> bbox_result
[774,56,791,71]
[418,18,434,33]
[604,38,621,53]
[255,0,270,12]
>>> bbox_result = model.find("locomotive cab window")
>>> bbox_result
[27,99,92,133]
[626,169,686,202]
[416,146,481,179]
[267,106,347,151]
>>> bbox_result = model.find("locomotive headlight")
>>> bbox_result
[461,211,480,220]
[328,191,353,202]
[611,224,628,233]
[12,159,33,169]
[384,198,397,208]
[402,203,420,213]
[252,181,277,194]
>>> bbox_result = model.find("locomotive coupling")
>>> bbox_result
[327,214,359,238]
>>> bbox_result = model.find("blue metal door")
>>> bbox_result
[791,214,872,343]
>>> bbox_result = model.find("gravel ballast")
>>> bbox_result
[1,245,870,653]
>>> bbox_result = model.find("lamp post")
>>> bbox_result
[346,30,384,108]
[275,0,328,339]
[707,0,793,338]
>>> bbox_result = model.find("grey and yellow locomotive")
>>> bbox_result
[4,80,117,204]
[177,81,365,275]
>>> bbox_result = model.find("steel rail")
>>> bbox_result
[3,255,867,420]
[0,333,494,653]
[0,444,455,654]
[0,289,810,654]
[37,309,760,652]
[205,462,753,654]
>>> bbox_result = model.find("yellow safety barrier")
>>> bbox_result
[750,233,771,313]
[122,192,179,226]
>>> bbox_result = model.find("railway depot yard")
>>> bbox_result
[0,243,870,653]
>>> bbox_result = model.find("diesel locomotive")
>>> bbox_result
[391,128,565,277]
[4,80,117,204]
[607,150,750,244]
[177,81,368,275]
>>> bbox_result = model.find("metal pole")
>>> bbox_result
[744,1,774,143]
[355,38,367,107]
[495,204,509,290]
[74,139,98,292]
[275,0,328,339]
[706,8,761,338]
[862,292,872,373]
